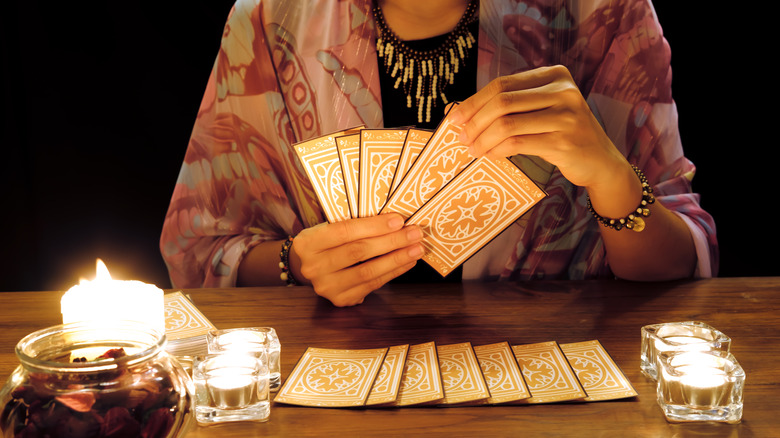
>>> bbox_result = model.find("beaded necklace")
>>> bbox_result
[374,1,479,124]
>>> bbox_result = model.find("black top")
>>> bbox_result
[378,20,479,283]
[379,20,479,131]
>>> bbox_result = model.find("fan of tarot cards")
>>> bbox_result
[294,104,547,277]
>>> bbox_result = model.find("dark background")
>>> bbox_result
[1,2,773,292]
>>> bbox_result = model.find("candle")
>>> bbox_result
[207,327,282,391]
[207,372,257,409]
[60,259,165,337]
[656,350,744,423]
[209,329,267,350]
[640,322,730,380]
[675,365,731,407]
[193,353,271,424]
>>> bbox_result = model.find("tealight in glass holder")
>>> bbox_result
[193,352,270,424]
[640,321,731,380]
[207,327,281,391]
[656,350,745,423]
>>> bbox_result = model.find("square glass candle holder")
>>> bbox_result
[207,327,281,391]
[193,353,270,424]
[640,321,731,380]
[656,350,745,423]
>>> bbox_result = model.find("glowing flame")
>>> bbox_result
[95,258,112,281]
[62,259,165,335]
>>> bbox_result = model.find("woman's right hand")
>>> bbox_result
[289,213,425,307]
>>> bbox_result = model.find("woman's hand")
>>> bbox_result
[289,214,424,307]
[450,65,632,194]
[448,65,697,280]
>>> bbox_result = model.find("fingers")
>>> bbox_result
[299,222,424,279]
[299,213,405,253]
[450,65,579,157]
[468,105,573,159]
[451,65,564,125]
[313,246,423,307]
[292,213,427,307]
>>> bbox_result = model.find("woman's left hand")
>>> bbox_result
[450,65,630,193]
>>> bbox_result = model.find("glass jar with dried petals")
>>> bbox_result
[0,321,194,437]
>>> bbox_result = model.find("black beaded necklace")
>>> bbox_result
[374,1,479,124]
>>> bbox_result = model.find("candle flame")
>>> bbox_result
[80,258,112,285]
[62,258,166,336]
[95,258,112,281]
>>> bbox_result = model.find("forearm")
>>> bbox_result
[237,239,305,287]
[587,163,696,281]
[604,201,696,280]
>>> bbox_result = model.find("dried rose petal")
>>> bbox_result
[38,401,70,430]
[55,411,102,438]
[140,407,174,438]
[16,422,40,438]
[101,406,141,438]
[55,391,96,412]
[97,348,128,360]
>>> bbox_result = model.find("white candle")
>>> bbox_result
[195,353,269,412]
[207,372,257,409]
[61,259,165,335]
[208,328,281,392]
[658,352,737,409]
[677,365,731,407]
[209,330,267,352]
[640,322,731,381]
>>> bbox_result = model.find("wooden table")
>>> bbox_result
[1,278,778,437]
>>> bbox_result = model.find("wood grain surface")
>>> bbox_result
[1,278,777,437]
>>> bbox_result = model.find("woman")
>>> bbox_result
[160,0,717,306]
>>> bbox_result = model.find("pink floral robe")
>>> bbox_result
[160,0,718,288]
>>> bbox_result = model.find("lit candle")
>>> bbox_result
[207,327,281,391]
[210,329,267,350]
[207,372,258,409]
[653,336,713,364]
[193,352,271,421]
[676,365,731,407]
[656,350,745,423]
[61,259,165,335]
[640,322,730,380]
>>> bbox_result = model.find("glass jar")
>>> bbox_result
[0,321,194,437]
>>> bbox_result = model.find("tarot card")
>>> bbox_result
[389,128,432,196]
[294,127,362,223]
[274,347,388,407]
[511,341,587,404]
[336,133,361,218]
[366,344,410,406]
[436,342,491,405]
[406,157,546,277]
[358,128,407,217]
[164,291,216,340]
[560,340,638,401]
[163,292,217,357]
[394,341,445,406]
[474,341,531,404]
[381,106,474,219]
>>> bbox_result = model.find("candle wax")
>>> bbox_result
[207,374,258,409]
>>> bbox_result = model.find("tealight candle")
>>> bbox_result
[207,327,281,391]
[194,353,270,424]
[207,372,257,409]
[60,259,165,337]
[656,350,744,423]
[640,321,730,380]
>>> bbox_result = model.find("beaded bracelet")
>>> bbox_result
[278,236,297,286]
[586,165,655,232]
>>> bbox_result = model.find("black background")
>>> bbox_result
[1,2,773,292]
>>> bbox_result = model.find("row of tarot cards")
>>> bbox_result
[294,104,547,277]
[273,340,637,408]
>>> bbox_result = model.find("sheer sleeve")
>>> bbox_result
[159,0,322,288]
